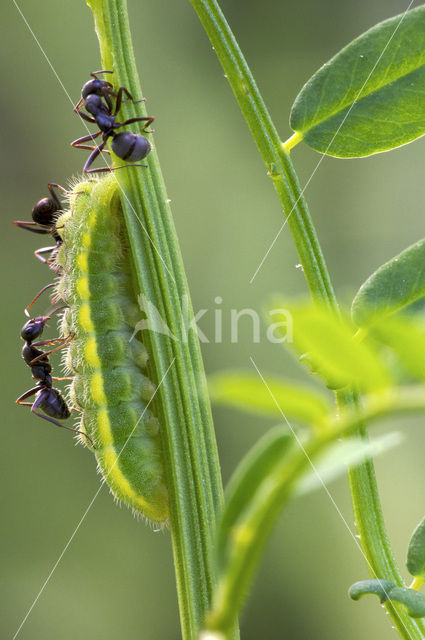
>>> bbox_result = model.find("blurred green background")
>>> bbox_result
[2,1,425,638]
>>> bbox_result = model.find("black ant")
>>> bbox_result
[72,70,154,173]
[16,285,94,448]
[13,184,67,271]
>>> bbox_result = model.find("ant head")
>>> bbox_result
[21,316,49,342]
[82,77,114,100]
[32,197,58,226]
[111,132,151,162]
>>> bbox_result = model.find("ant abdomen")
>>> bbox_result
[111,131,151,162]
[38,388,71,420]
[32,197,58,226]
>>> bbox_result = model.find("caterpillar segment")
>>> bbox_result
[55,176,168,523]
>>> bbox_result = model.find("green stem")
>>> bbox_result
[86,2,226,638]
[189,1,425,638]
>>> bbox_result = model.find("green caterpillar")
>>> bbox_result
[55,176,168,523]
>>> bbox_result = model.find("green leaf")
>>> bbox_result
[387,588,425,618]
[217,427,293,568]
[407,516,425,579]
[352,239,425,327]
[371,315,425,381]
[270,301,391,390]
[296,432,403,495]
[350,580,425,617]
[349,579,397,602]
[290,5,425,157]
[208,371,331,424]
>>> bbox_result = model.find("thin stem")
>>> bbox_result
[282,131,303,154]
[189,1,425,638]
[86,1,227,638]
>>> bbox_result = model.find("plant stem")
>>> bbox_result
[189,1,425,637]
[86,1,226,637]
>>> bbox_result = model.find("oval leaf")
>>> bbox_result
[290,6,425,157]
[269,301,391,391]
[208,371,331,424]
[297,432,403,495]
[407,516,425,579]
[371,315,425,381]
[352,238,425,327]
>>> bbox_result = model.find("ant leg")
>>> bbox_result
[52,376,74,381]
[49,304,68,318]
[73,97,84,111]
[25,283,55,317]
[91,69,113,78]
[74,109,97,124]
[113,86,144,114]
[119,115,155,133]
[83,166,118,173]
[71,144,110,154]
[82,141,118,173]
[102,163,148,172]
[102,91,114,113]
[13,221,51,235]
[71,130,102,148]
[16,386,39,405]
[49,183,72,196]
[30,334,74,364]
[84,157,149,173]
[46,183,66,209]
[31,337,65,350]
[34,247,61,273]
[114,87,124,115]
[35,246,56,264]
[121,98,145,105]
[31,406,95,448]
